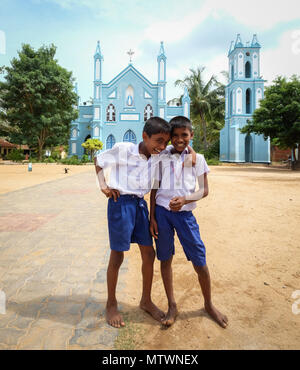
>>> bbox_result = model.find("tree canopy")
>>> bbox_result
[175,66,225,153]
[241,75,300,162]
[0,44,78,159]
[81,138,103,159]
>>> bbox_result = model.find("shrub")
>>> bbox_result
[60,155,81,165]
[6,149,25,162]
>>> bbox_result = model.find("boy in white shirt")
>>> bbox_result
[150,116,228,328]
[94,117,170,328]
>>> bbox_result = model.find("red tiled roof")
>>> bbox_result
[0,139,17,148]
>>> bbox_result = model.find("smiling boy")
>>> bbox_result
[150,116,228,328]
[94,117,170,328]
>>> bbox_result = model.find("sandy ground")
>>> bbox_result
[0,162,93,195]
[1,162,299,349]
[121,164,300,350]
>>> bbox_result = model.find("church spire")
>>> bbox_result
[251,34,261,48]
[158,41,165,56]
[235,34,243,48]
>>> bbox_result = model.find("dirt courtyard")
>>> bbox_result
[121,164,300,350]
[0,162,299,349]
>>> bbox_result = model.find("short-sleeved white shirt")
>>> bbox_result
[155,146,209,211]
[96,142,161,198]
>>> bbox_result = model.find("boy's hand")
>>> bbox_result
[150,218,159,239]
[187,145,197,167]
[101,187,120,202]
[169,196,186,212]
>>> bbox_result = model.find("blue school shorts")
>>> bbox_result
[154,205,206,266]
[107,195,153,251]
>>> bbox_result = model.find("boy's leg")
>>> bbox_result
[193,264,228,328]
[138,244,165,322]
[174,211,228,328]
[160,256,178,326]
[106,250,125,328]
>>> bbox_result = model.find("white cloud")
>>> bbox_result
[211,0,300,31]
[143,0,300,44]
[261,29,300,84]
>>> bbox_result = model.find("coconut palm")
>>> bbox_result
[175,66,223,150]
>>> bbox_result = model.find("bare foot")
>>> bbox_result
[204,302,228,328]
[106,302,125,328]
[140,300,165,322]
[161,303,178,327]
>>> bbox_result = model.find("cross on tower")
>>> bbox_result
[127,49,134,63]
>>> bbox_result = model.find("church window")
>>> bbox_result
[231,65,234,81]
[230,91,233,115]
[72,128,77,138]
[123,130,136,144]
[144,104,153,121]
[106,134,116,149]
[106,104,116,121]
[245,61,251,78]
[246,88,251,114]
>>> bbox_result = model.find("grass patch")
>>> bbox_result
[114,312,145,350]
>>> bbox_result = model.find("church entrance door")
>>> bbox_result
[245,134,253,162]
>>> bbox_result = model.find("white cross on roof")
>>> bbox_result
[127,49,134,63]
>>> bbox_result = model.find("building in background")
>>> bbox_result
[69,41,190,158]
[220,34,270,163]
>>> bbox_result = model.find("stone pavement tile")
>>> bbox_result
[68,324,117,349]
[7,315,35,331]
[17,325,49,349]
[0,327,26,347]
[0,311,18,329]
[0,213,58,232]
[0,171,122,349]
[43,326,73,350]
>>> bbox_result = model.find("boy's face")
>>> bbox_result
[171,127,194,153]
[142,132,170,155]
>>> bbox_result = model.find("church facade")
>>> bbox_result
[69,41,190,158]
[220,34,270,163]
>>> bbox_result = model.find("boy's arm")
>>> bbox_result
[94,157,120,201]
[149,189,159,239]
[169,173,209,212]
[149,160,162,239]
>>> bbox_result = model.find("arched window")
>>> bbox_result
[246,88,251,114]
[106,104,116,121]
[106,134,116,149]
[144,104,153,121]
[245,61,251,78]
[231,64,234,81]
[83,135,91,155]
[123,130,136,144]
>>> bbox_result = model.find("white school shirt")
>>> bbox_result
[155,146,210,212]
[96,142,161,198]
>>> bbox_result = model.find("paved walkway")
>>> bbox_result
[0,171,128,349]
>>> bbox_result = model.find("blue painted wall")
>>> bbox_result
[69,41,190,158]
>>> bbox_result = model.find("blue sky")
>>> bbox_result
[0,0,300,102]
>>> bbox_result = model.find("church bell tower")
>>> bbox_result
[220,34,270,163]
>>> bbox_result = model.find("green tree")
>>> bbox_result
[0,44,78,160]
[81,138,103,160]
[240,75,300,168]
[175,66,224,151]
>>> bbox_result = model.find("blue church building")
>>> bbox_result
[69,41,190,157]
[220,34,270,163]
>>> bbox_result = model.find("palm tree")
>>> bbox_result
[175,66,224,151]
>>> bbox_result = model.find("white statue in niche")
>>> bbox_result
[125,85,134,106]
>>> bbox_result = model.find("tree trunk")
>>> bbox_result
[200,113,208,151]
